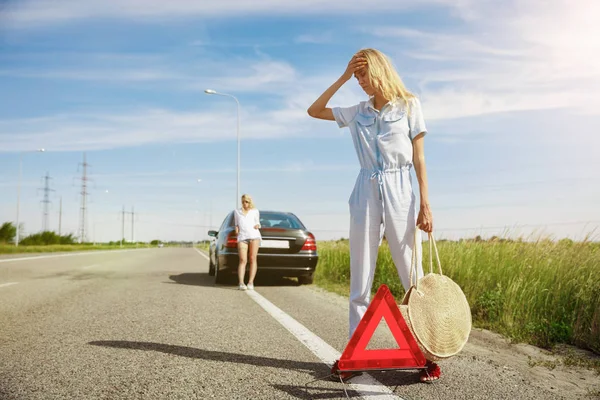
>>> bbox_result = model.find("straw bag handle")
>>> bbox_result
[409,229,444,290]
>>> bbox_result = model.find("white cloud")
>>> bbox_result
[3,0,598,152]
[2,0,472,27]
[0,51,188,83]
[295,32,334,44]
[419,88,575,121]
[0,68,179,82]
[0,55,298,93]
[68,164,358,181]
[0,103,328,151]
[0,51,367,152]
[201,60,298,93]
[368,0,600,118]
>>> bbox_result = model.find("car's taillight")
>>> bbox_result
[225,232,238,248]
[301,232,317,251]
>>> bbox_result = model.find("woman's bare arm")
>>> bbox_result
[413,133,433,232]
[307,54,366,120]
[307,77,347,120]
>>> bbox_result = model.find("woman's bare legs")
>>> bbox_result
[237,241,248,286]
[247,239,260,286]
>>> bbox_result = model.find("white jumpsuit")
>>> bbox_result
[332,97,427,338]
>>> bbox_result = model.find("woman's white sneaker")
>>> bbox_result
[238,284,247,290]
[247,283,254,290]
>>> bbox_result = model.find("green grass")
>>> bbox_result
[314,238,600,355]
[0,243,151,254]
[196,243,210,252]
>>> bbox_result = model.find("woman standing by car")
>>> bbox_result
[307,48,438,383]
[234,194,261,290]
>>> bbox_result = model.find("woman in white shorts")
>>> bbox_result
[234,194,261,290]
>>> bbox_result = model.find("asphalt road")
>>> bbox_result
[0,247,579,399]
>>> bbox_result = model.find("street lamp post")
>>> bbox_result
[16,148,45,246]
[204,89,240,209]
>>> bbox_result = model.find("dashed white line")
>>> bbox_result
[0,248,151,264]
[0,282,19,289]
[192,247,403,399]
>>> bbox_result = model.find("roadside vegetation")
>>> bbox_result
[315,236,600,360]
[0,221,162,254]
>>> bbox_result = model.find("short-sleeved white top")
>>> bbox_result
[332,97,427,170]
[234,208,261,242]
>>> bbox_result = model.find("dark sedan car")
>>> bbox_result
[207,210,318,285]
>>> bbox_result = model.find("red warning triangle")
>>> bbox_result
[336,284,427,372]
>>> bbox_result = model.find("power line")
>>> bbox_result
[120,206,135,245]
[135,220,210,228]
[434,220,600,232]
[128,219,599,233]
[38,171,54,232]
[76,152,92,243]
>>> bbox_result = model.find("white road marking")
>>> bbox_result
[192,247,404,399]
[0,248,150,264]
[246,290,404,399]
[81,264,101,270]
[194,248,210,260]
[0,282,19,289]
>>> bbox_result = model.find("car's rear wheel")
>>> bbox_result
[214,260,227,284]
[298,273,314,285]
[208,253,215,276]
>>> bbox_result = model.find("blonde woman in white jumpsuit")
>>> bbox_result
[307,48,438,383]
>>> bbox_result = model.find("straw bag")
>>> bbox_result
[399,231,472,361]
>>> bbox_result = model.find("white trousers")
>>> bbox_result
[348,170,424,338]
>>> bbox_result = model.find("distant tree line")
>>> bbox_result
[0,222,170,246]
[0,221,76,245]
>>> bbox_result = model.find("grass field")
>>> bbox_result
[315,238,600,356]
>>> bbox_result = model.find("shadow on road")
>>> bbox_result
[274,370,421,399]
[166,272,215,287]
[272,384,356,399]
[166,272,301,288]
[88,340,419,399]
[88,340,328,378]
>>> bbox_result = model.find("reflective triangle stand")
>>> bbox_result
[304,284,427,399]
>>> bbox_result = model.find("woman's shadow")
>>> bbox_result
[88,340,323,374]
[166,272,217,287]
[167,272,300,288]
[88,340,341,398]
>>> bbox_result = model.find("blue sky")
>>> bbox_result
[1,0,599,243]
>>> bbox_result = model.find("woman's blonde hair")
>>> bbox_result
[359,48,415,110]
[241,194,255,209]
